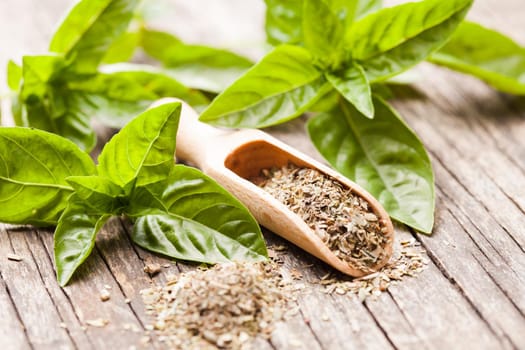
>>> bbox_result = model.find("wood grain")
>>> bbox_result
[0,0,524,349]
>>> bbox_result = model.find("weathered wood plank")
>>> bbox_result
[394,79,525,311]
[0,227,75,349]
[0,0,524,349]
[277,248,395,349]
[24,229,94,350]
[0,270,32,350]
[39,228,146,349]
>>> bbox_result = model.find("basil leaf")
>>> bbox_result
[303,0,345,67]
[17,55,97,151]
[139,30,182,61]
[54,194,110,286]
[264,0,304,46]
[264,0,382,46]
[21,88,97,152]
[7,60,22,91]
[20,55,66,100]
[66,176,125,213]
[49,0,140,73]
[0,127,95,226]
[430,21,525,95]
[67,64,207,128]
[326,62,373,118]
[348,0,473,82]
[7,60,23,126]
[307,97,435,233]
[354,0,382,19]
[129,164,267,262]
[309,87,339,113]
[53,91,98,151]
[97,102,181,188]
[140,29,253,93]
[200,45,327,128]
[102,31,140,64]
[133,214,266,264]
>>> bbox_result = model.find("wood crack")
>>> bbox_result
[0,270,33,350]
[437,186,514,267]
[472,253,525,319]
[22,231,79,350]
[482,169,525,216]
[474,115,525,175]
[296,307,324,349]
[362,299,399,350]
[413,232,516,349]
[94,245,146,330]
[35,230,96,349]
[430,152,525,253]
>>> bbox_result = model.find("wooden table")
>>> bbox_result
[0,0,524,349]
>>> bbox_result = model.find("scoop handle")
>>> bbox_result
[151,98,229,168]
[178,104,230,168]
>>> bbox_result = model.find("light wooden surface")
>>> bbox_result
[0,1,524,349]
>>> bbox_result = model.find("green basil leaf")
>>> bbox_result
[140,29,253,93]
[53,90,98,151]
[102,31,140,64]
[264,0,304,46]
[371,83,393,100]
[17,55,97,151]
[49,0,140,73]
[54,194,110,286]
[307,97,435,233]
[200,45,327,128]
[133,214,266,264]
[264,0,381,46]
[67,64,208,128]
[20,55,66,100]
[66,176,125,213]
[430,21,525,95]
[20,89,97,152]
[303,0,345,66]
[7,60,22,91]
[326,63,373,118]
[139,30,183,62]
[0,127,95,226]
[10,94,23,127]
[308,87,339,113]
[354,0,382,19]
[129,164,267,262]
[97,102,181,188]
[7,61,23,126]
[348,0,473,82]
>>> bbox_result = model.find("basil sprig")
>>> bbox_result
[6,0,260,152]
[430,21,525,94]
[0,102,267,286]
[200,0,476,233]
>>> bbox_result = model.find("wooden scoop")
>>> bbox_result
[173,101,394,277]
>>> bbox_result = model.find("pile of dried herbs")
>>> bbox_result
[254,164,390,272]
[141,262,296,349]
[317,237,428,300]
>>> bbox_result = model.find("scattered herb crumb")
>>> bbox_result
[254,164,390,272]
[85,318,109,327]
[7,253,23,261]
[141,262,297,349]
[99,289,111,302]
[144,263,162,276]
[317,237,428,301]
